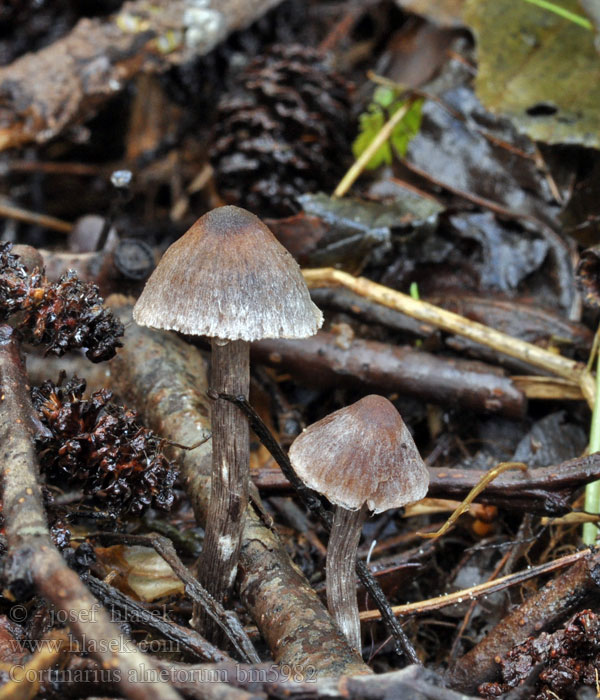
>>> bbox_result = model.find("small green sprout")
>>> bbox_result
[352,87,424,170]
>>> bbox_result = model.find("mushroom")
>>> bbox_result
[288,394,428,652]
[132,205,322,615]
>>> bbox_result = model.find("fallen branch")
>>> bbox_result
[253,452,600,516]
[448,548,600,693]
[252,331,527,417]
[0,324,182,700]
[302,268,595,406]
[0,0,284,150]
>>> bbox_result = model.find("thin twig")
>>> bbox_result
[91,530,259,663]
[0,201,72,233]
[359,548,591,621]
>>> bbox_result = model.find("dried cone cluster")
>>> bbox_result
[0,243,123,361]
[210,44,354,217]
[32,375,177,516]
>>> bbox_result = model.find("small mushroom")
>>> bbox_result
[133,205,322,616]
[288,394,428,652]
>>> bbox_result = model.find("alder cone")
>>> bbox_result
[32,375,177,516]
[210,44,353,217]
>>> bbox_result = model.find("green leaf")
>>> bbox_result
[352,92,424,171]
[372,86,397,108]
[390,98,424,158]
[352,108,392,169]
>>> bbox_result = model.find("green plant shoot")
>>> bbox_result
[522,0,593,29]
[352,87,424,170]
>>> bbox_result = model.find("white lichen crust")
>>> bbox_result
[289,395,429,514]
[133,205,323,341]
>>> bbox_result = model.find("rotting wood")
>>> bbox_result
[0,324,183,700]
[0,0,284,151]
[448,549,600,694]
[106,297,370,676]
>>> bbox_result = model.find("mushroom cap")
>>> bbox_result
[133,206,323,341]
[288,395,428,514]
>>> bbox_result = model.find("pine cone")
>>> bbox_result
[32,375,178,516]
[0,243,123,362]
[210,44,353,217]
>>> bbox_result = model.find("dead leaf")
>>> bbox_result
[464,0,600,147]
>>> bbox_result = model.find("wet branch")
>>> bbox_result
[253,331,527,417]
[0,324,182,700]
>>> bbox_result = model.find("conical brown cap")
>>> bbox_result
[289,395,428,513]
[133,206,323,341]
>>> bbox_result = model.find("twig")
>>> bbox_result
[254,452,600,516]
[91,531,259,663]
[252,331,527,417]
[417,462,527,540]
[0,324,182,700]
[0,629,68,700]
[302,268,596,406]
[360,548,592,621]
[0,201,72,233]
[0,0,285,151]
[84,575,231,664]
[448,548,600,692]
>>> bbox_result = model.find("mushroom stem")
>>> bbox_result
[326,503,368,652]
[199,338,250,628]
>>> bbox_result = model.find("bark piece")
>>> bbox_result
[448,550,600,693]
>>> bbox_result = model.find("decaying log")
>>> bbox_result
[448,549,600,694]
[0,324,182,700]
[107,297,370,677]
[253,331,527,417]
[0,0,284,151]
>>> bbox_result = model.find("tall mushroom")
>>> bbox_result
[288,394,429,653]
[133,205,322,622]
